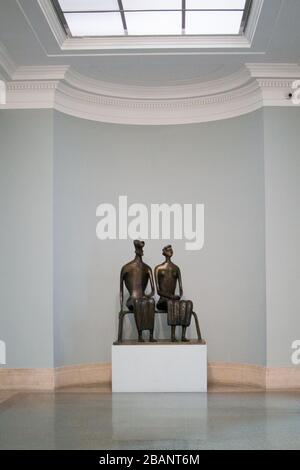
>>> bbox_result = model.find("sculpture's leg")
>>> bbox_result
[192,312,202,341]
[181,326,189,342]
[117,311,126,343]
[138,330,145,342]
[149,329,157,342]
[171,325,177,342]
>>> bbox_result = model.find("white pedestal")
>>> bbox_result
[112,341,207,393]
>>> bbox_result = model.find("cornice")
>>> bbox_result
[12,65,69,81]
[64,67,252,100]
[246,63,300,78]
[1,63,299,124]
[53,79,262,125]
[4,80,58,109]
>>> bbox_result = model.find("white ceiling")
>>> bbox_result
[0,0,299,87]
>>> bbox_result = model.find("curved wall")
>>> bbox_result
[53,109,266,367]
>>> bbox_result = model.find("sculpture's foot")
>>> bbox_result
[181,337,190,342]
[171,337,178,343]
[138,336,145,343]
[149,330,157,342]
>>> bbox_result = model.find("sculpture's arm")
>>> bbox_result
[147,268,155,298]
[154,266,161,296]
[120,269,124,311]
[178,268,183,298]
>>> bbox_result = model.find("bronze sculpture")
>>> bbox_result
[119,240,156,342]
[155,245,194,342]
[154,245,183,312]
[116,242,202,344]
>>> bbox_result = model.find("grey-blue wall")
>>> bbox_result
[0,110,54,368]
[2,107,299,369]
[53,110,266,367]
[264,108,300,367]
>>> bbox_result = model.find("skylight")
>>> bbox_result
[53,0,252,37]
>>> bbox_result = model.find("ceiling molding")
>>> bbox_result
[52,80,263,125]
[12,65,69,80]
[64,67,252,100]
[61,35,251,52]
[257,78,297,106]
[37,0,65,48]
[0,42,17,79]
[245,0,264,44]
[1,64,298,124]
[4,80,58,109]
[246,63,300,78]
[37,0,264,52]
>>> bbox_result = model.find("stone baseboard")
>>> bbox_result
[0,362,299,391]
[55,363,111,389]
[0,368,54,390]
[208,362,266,389]
[266,367,300,390]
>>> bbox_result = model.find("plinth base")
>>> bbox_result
[112,340,207,393]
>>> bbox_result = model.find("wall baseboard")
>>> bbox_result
[208,362,266,389]
[0,368,54,390]
[266,367,300,390]
[55,363,111,389]
[0,363,299,391]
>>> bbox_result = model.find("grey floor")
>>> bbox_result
[0,391,300,450]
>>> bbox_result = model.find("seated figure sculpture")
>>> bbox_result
[119,240,156,343]
[155,245,193,342]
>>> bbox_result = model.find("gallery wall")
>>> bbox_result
[1,107,299,369]
[53,110,266,367]
[0,110,54,368]
[264,108,300,367]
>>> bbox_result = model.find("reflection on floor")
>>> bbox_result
[0,388,300,450]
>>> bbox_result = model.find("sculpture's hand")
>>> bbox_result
[172,295,181,301]
[145,294,153,300]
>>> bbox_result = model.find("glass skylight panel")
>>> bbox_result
[185,10,244,34]
[122,0,182,10]
[58,0,119,11]
[125,11,182,35]
[64,12,124,36]
[186,0,246,9]
[54,0,251,37]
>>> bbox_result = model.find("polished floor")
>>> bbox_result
[0,389,299,450]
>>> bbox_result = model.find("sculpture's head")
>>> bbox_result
[134,239,145,256]
[162,245,173,259]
